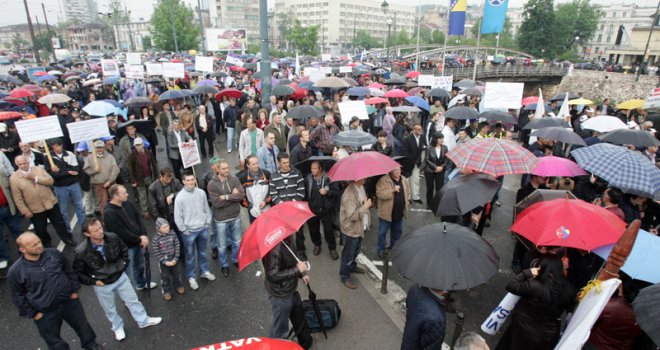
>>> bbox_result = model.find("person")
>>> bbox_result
[423,133,449,208]
[167,119,193,180]
[593,187,625,221]
[208,159,245,277]
[310,113,340,156]
[0,122,20,160]
[103,184,156,291]
[174,172,216,290]
[494,254,575,350]
[238,155,271,223]
[152,218,184,301]
[8,232,101,350]
[441,118,457,151]
[265,113,288,152]
[339,178,371,289]
[475,122,491,139]
[375,167,410,259]
[269,153,307,256]
[290,129,313,174]
[454,332,490,350]
[127,137,158,219]
[425,112,443,146]
[0,157,21,270]
[17,141,45,167]
[305,160,340,259]
[73,218,161,341]
[262,236,313,349]
[83,140,120,217]
[372,129,393,156]
[400,284,447,350]
[147,168,183,240]
[195,105,215,158]
[257,131,280,174]
[238,117,264,170]
[223,97,238,153]
[116,124,146,188]
[402,123,425,204]
[10,155,75,248]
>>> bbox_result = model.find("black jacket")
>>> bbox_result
[423,145,449,174]
[263,239,304,298]
[402,133,426,167]
[290,143,313,173]
[305,173,339,216]
[73,232,128,286]
[148,177,183,218]
[103,201,146,247]
[223,105,238,128]
[45,150,81,187]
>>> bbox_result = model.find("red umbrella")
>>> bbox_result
[33,71,48,77]
[289,87,308,100]
[0,111,23,121]
[9,89,34,98]
[2,98,26,106]
[238,201,314,271]
[408,87,426,96]
[447,138,539,177]
[384,89,409,98]
[406,71,421,79]
[21,84,43,93]
[191,338,303,350]
[327,151,401,182]
[511,198,626,250]
[231,66,247,72]
[368,83,385,89]
[521,96,539,106]
[365,97,389,105]
[215,88,243,100]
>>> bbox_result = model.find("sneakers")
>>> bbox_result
[139,317,162,329]
[189,278,199,290]
[200,271,216,281]
[136,282,158,291]
[343,279,358,289]
[176,287,185,295]
[0,260,7,269]
[211,247,219,259]
[495,201,502,207]
[114,327,126,341]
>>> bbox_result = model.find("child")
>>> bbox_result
[152,218,184,300]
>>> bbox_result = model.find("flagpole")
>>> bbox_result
[441,5,449,76]
[472,0,485,81]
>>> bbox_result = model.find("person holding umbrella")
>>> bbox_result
[375,167,410,259]
[401,284,448,350]
[339,177,372,289]
[423,133,449,209]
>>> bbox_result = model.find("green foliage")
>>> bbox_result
[11,33,27,51]
[142,36,152,50]
[553,0,601,56]
[431,29,445,44]
[352,30,381,50]
[276,10,295,50]
[395,29,410,45]
[558,50,579,62]
[471,16,516,49]
[150,0,199,51]
[289,20,319,55]
[2,42,11,49]
[516,0,556,57]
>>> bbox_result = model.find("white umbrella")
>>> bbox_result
[369,88,384,97]
[48,70,63,75]
[447,93,467,109]
[581,116,628,133]
[83,79,102,87]
[37,93,71,104]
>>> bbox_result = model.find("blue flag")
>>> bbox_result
[449,0,467,36]
[481,0,509,35]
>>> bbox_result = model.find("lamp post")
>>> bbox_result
[386,18,393,58]
[495,34,500,56]
[381,0,390,58]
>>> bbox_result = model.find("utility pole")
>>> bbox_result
[258,0,271,107]
[637,0,660,82]
[23,0,41,65]
[168,5,179,52]
[196,0,205,52]
[415,0,421,69]
[125,5,134,51]
[42,3,56,63]
[35,15,43,64]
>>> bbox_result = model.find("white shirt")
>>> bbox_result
[441,126,457,151]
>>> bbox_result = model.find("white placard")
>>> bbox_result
[126,53,142,65]
[101,59,120,77]
[303,67,318,77]
[321,54,331,62]
[320,67,332,75]
[146,63,163,76]
[15,116,63,143]
[66,118,110,144]
[481,292,520,335]
[195,56,214,72]
[162,63,185,79]
[339,66,352,73]
[225,55,244,67]
[418,75,453,90]
[338,101,369,124]
[125,65,145,80]
[645,87,660,109]
[482,82,525,110]
[179,142,201,168]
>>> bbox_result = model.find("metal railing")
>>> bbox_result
[413,65,570,80]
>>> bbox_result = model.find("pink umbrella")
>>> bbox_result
[521,96,539,106]
[327,152,401,182]
[365,97,389,105]
[384,89,409,98]
[368,83,384,88]
[531,156,587,177]
[406,71,421,79]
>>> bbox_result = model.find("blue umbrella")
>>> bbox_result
[82,100,118,116]
[101,99,122,108]
[37,75,57,83]
[299,81,313,89]
[593,229,660,283]
[523,103,552,111]
[180,89,193,97]
[405,96,430,111]
[103,75,121,85]
[157,90,186,102]
[0,92,8,99]
[347,87,370,97]
[0,75,21,84]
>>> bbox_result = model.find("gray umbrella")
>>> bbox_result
[514,189,577,219]
[332,129,377,147]
[295,155,337,175]
[191,85,218,95]
[479,110,516,124]
[287,105,325,120]
[522,118,570,130]
[444,106,479,120]
[633,283,660,346]
[123,97,154,108]
[462,88,482,96]
[391,222,500,291]
[531,126,587,146]
[432,174,502,216]
[599,129,660,147]
[385,77,406,85]
[428,88,451,99]
[455,79,477,89]
[272,85,296,96]
[391,106,421,113]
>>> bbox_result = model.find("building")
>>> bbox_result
[63,23,114,52]
[0,24,53,50]
[114,21,152,51]
[59,0,99,24]
[606,24,660,66]
[507,7,525,38]
[207,0,260,45]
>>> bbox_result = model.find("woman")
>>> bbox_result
[423,133,449,207]
[195,105,214,158]
[372,130,393,157]
[139,106,155,121]
[256,108,269,130]
[495,254,575,350]
[382,106,396,147]
[180,108,195,139]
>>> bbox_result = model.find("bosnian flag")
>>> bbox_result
[449,0,467,35]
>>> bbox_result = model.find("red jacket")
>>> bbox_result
[588,297,641,350]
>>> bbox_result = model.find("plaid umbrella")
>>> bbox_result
[447,138,539,177]
[332,130,376,147]
[571,143,660,198]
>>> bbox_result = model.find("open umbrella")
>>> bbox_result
[391,222,500,291]
[82,78,102,87]
[404,96,430,111]
[365,97,388,105]
[115,119,157,141]
[103,76,121,85]
[514,189,577,219]
[278,78,293,85]
[145,77,164,84]
[391,106,421,113]
[568,98,593,105]
[598,128,659,147]
[20,84,43,93]
[462,88,482,96]
[83,101,118,117]
[522,118,570,129]
[157,89,187,102]
[2,98,26,106]
[454,79,476,89]
[9,89,33,99]
[384,77,406,85]
[0,111,23,121]
[523,102,552,111]
[215,88,243,100]
[123,97,154,108]
[531,126,587,146]
[314,77,350,88]
[368,88,384,97]
[580,116,628,132]
[37,75,57,83]
[384,89,408,98]
[294,155,336,175]
[479,110,516,124]
[521,96,539,106]
[327,151,401,182]
[342,78,359,87]
[444,106,479,120]
[287,105,325,120]
[511,198,626,250]
[432,173,501,216]
[633,283,660,346]
[196,79,219,87]
[332,129,377,147]
[191,85,218,95]
[347,87,370,97]
[0,75,21,84]
[209,71,228,78]
[593,229,660,283]
[367,83,385,89]
[272,85,295,97]
[616,99,645,110]
[406,71,421,79]
[64,76,81,83]
[407,87,426,96]
[549,92,579,102]
[428,88,451,99]
[37,93,71,104]
[191,338,303,350]
[531,156,587,177]
[447,138,539,177]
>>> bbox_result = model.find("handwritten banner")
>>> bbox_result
[482,82,525,110]
[162,63,185,79]
[418,75,453,90]
[125,65,145,80]
[179,142,201,168]
[338,101,369,124]
[66,118,111,144]
[15,116,63,143]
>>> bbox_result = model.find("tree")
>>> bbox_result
[142,36,152,50]
[431,29,445,44]
[150,0,199,51]
[352,30,381,50]
[2,42,11,50]
[470,16,516,49]
[11,33,27,51]
[516,0,557,58]
[395,29,410,45]
[553,0,601,58]
[289,20,319,55]
[276,10,295,50]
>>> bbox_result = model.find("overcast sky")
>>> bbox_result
[2,0,657,27]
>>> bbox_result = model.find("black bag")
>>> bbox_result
[302,299,341,333]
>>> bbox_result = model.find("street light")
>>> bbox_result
[381,0,390,57]
[386,18,393,58]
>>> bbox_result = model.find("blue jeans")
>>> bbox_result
[34,297,98,350]
[183,227,210,279]
[208,218,217,249]
[226,127,235,151]
[53,183,86,234]
[340,234,362,282]
[215,216,243,268]
[377,219,403,255]
[127,246,147,288]
[0,205,24,262]
[93,273,149,331]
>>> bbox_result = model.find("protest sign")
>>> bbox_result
[418,75,453,91]
[644,87,660,109]
[482,82,525,110]
[481,292,520,335]
[195,56,214,72]
[66,118,111,144]
[339,66,352,73]
[162,63,185,79]
[146,63,163,76]
[226,55,244,67]
[320,67,332,75]
[15,116,63,143]
[125,65,145,80]
[338,101,369,124]
[321,54,331,62]
[101,60,120,76]
[180,142,201,168]
[126,53,142,65]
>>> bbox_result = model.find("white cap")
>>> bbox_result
[0,123,6,132]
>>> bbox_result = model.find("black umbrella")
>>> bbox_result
[145,77,163,84]
[633,282,660,346]
[157,90,187,102]
[287,105,325,120]
[115,119,157,141]
[306,283,328,338]
[191,85,218,95]
[210,71,228,78]
[272,85,295,97]
[432,174,501,216]
[599,129,660,147]
[428,88,451,99]
[454,79,476,89]
[548,92,579,102]
[278,78,293,85]
[391,222,500,290]
[144,248,152,297]
[444,106,479,120]
[332,129,377,147]
[123,97,154,108]
[462,88,482,96]
[479,110,516,124]
[294,155,336,175]
[522,118,570,130]
[531,126,587,146]
[384,77,405,85]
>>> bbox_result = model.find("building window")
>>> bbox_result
[606,35,611,42]
[612,12,616,18]
[597,34,602,42]
[623,12,626,17]
[600,24,604,30]
[609,24,614,31]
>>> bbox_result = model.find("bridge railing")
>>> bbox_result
[413,65,569,80]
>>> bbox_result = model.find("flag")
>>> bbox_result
[534,89,545,120]
[449,0,467,35]
[481,0,509,35]
[556,92,570,119]
[295,51,301,78]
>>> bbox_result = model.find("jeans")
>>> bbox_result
[226,127,235,151]
[34,297,98,350]
[182,227,210,279]
[127,246,147,288]
[267,291,312,348]
[215,217,243,267]
[208,218,217,249]
[377,218,403,255]
[340,234,362,282]
[0,205,24,262]
[53,183,86,234]
[93,273,149,331]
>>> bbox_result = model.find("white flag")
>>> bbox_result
[556,92,570,120]
[533,88,545,120]
[295,52,301,78]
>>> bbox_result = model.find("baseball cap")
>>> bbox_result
[133,137,144,145]
[94,140,105,148]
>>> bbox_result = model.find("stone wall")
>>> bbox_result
[555,69,659,103]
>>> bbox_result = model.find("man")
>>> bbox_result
[265,113,288,152]
[454,332,490,350]
[208,159,245,277]
[441,118,457,151]
[401,284,447,350]
[116,124,146,188]
[166,119,193,180]
[238,155,271,223]
[475,122,491,139]
[73,219,161,341]
[257,131,280,174]
[0,153,20,270]
[0,122,20,160]
[594,187,625,221]
[103,184,156,291]
[310,113,340,156]
[10,155,75,248]
[265,95,278,114]
[375,167,410,259]
[195,105,215,158]
[339,178,372,289]
[598,98,614,116]
[9,232,101,349]
[174,172,216,290]
[429,99,445,117]
[457,128,471,144]
[305,160,339,259]
[17,141,45,167]
[241,97,260,119]
[83,140,120,217]
[425,112,443,146]
[269,153,306,258]
[402,123,425,204]
[238,117,264,170]
[148,167,183,248]
[223,97,238,153]
[290,129,313,174]
[642,145,658,164]
[127,137,158,218]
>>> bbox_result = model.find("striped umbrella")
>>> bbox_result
[447,138,539,177]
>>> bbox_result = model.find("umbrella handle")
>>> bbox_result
[282,241,311,272]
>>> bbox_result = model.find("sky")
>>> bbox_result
[1,0,658,26]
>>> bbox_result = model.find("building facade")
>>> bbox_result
[63,23,114,52]
[0,24,53,50]
[59,0,99,24]
[114,21,152,51]
[207,0,260,45]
